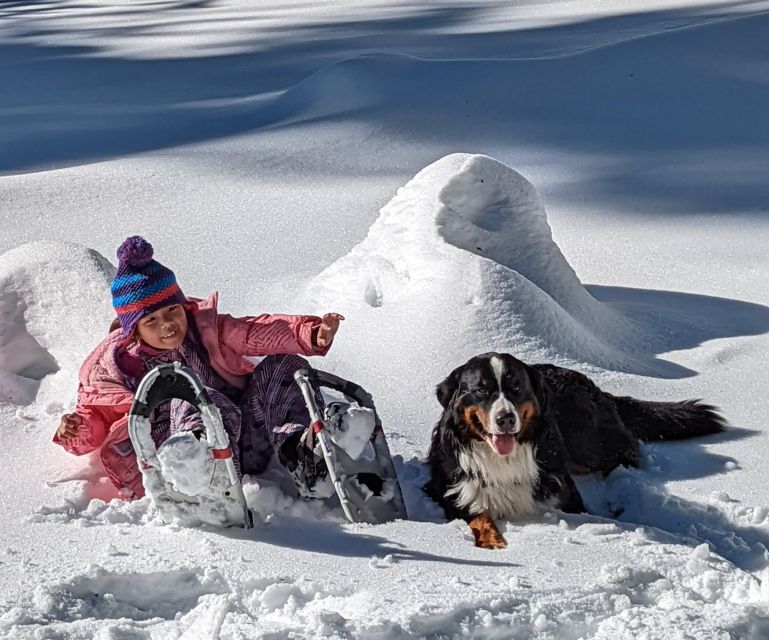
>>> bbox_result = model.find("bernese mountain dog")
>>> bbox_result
[425,352,726,549]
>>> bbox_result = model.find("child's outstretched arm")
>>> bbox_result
[218,311,344,358]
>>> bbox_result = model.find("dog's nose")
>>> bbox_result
[496,412,517,432]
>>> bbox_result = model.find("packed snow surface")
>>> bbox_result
[2,0,769,638]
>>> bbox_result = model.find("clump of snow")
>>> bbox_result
[0,242,114,406]
[692,542,713,560]
[156,431,214,496]
[29,495,152,527]
[369,553,395,568]
[142,463,250,529]
[327,405,376,461]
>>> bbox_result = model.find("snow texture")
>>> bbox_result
[0,243,114,406]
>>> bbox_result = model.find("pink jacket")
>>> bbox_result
[53,292,329,496]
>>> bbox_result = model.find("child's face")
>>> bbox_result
[135,304,188,350]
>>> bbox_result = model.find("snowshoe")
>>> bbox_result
[294,368,407,524]
[128,362,253,529]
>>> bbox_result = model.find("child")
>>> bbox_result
[54,236,343,499]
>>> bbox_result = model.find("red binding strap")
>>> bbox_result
[311,420,324,434]
[212,447,232,460]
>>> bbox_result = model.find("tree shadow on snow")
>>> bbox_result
[3,0,769,213]
[585,285,769,378]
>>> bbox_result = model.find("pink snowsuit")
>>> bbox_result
[53,293,329,497]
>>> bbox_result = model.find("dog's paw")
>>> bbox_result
[468,513,508,549]
[477,532,508,550]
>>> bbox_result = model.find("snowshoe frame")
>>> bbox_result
[128,362,253,529]
[294,368,408,524]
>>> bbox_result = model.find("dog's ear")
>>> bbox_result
[525,364,549,414]
[436,366,463,409]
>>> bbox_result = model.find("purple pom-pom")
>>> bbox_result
[117,236,154,268]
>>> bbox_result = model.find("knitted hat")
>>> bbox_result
[111,236,186,337]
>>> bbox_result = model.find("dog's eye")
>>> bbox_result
[473,388,489,397]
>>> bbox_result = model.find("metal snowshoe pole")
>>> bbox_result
[128,362,253,529]
[294,369,356,523]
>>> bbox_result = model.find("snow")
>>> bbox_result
[2,0,769,637]
[309,153,644,380]
[327,404,377,462]
[0,243,114,407]
[156,431,214,497]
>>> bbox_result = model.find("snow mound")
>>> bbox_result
[307,154,646,390]
[0,242,114,407]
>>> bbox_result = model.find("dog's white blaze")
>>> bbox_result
[490,355,505,388]
[489,355,518,433]
[446,441,540,519]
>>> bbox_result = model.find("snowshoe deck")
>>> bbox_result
[294,368,408,524]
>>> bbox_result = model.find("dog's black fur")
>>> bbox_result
[425,352,726,548]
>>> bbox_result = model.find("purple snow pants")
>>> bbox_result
[149,354,322,477]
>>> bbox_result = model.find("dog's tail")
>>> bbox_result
[608,395,727,442]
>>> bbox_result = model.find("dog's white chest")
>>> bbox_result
[447,442,540,519]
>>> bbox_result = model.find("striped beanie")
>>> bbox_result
[111,236,186,337]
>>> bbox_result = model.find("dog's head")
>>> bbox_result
[436,352,542,456]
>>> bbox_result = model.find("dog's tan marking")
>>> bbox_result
[516,400,539,442]
[518,400,538,423]
[463,406,490,440]
[468,512,507,549]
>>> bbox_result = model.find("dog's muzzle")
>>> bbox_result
[487,409,520,456]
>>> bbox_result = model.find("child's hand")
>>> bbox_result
[56,413,83,440]
[316,313,345,348]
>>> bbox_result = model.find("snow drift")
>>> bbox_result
[0,242,115,406]
[308,153,649,393]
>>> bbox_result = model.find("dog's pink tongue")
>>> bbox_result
[491,434,516,455]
